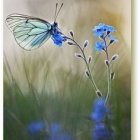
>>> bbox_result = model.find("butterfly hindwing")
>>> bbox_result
[6,14,52,50]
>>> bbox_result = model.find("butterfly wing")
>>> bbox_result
[6,14,52,50]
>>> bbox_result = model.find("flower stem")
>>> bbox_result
[66,36,100,97]
[103,38,112,103]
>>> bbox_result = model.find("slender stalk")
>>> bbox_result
[66,36,100,97]
[105,50,111,103]
[103,38,112,103]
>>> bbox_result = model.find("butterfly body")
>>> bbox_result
[50,22,58,33]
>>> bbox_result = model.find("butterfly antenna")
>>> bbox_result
[54,2,58,22]
[54,3,63,22]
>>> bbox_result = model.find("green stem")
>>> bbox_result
[103,38,112,103]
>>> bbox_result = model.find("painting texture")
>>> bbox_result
[4,0,131,140]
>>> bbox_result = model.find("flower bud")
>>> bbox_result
[68,42,75,45]
[111,54,119,61]
[96,90,102,97]
[83,40,89,48]
[75,53,82,58]
[105,60,109,66]
[88,56,92,63]
[69,31,74,37]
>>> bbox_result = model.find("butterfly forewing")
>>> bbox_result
[6,14,52,50]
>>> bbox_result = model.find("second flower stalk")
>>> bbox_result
[66,31,102,98]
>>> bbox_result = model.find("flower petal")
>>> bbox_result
[51,30,66,47]
[95,41,106,51]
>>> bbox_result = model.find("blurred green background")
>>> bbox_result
[4,0,131,139]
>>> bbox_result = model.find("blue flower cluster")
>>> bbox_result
[48,123,72,140]
[27,121,46,135]
[52,30,67,46]
[92,23,117,51]
[27,121,72,140]
[91,98,114,140]
[92,123,114,140]
[93,23,115,37]
[91,98,109,122]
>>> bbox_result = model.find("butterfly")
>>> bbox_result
[6,3,66,51]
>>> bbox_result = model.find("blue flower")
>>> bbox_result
[91,98,114,140]
[91,98,109,122]
[27,121,46,135]
[92,123,114,140]
[104,25,115,33]
[50,123,61,134]
[95,41,106,51]
[48,123,72,140]
[93,23,106,37]
[93,24,117,51]
[58,134,72,140]
[27,121,72,140]
[52,31,67,47]
[93,23,115,37]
